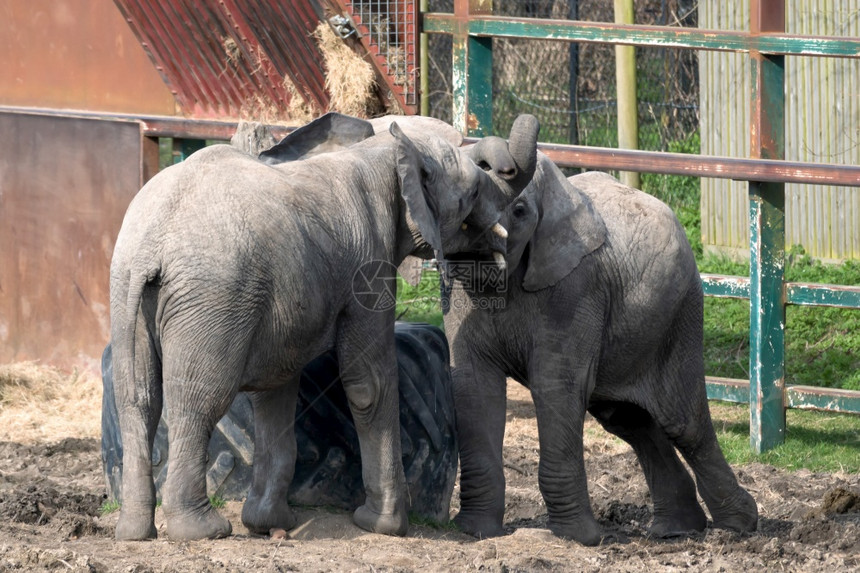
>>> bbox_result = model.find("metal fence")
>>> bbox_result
[425,0,698,149]
[423,0,860,453]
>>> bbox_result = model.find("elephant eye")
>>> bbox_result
[512,202,527,218]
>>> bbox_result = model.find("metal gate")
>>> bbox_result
[423,0,860,453]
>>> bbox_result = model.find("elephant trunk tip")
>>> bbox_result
[508,114,540,189]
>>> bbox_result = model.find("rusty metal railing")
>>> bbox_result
[425,0,860,453]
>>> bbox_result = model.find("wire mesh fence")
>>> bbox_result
[425,0,699,151]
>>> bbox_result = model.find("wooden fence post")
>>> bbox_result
[614,0,640,189]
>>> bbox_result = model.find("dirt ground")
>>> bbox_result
[1,375,859,572]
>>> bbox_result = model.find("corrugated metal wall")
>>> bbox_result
[700,0,860,261]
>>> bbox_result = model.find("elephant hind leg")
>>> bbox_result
[241,383,300,534]
[589,400,706,537]
[663,413,758,533]
[159,347,245,540]
[115,323,162,541]
[336,315,408,537]
[652,293,758,533]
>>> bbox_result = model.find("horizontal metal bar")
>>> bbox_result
[701,274,751,299]
[785,282,860,309]
[8,107,859,188]
[6,106,860,188]
[787,385,860,414]
[706,377,750,404]
[0,106,293,140]
[701,276,860,309]
[707,378,860,415]
[423,14,860,58]
[531,142,860,187]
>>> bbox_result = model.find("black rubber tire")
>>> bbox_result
[101,322,457,523]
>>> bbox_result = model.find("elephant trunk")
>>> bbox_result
[506,114,540,193]
[467,114,540,199]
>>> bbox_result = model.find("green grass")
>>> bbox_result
[99,499,121,516]
[698,250,860,390]
[395,275,444,327]
[408,512,460,531]
[711,401,860,472]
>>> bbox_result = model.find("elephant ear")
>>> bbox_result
[258,112,375,164]
[391,122,444,259]
[522,161,607,292]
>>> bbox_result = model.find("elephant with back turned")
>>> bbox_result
[442,136,758,545]
[109,113,538,541]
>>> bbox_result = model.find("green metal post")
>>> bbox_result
[451,0,493,137]
[748,0,786,454]
[420,0,429,116]
[173,138,205,164]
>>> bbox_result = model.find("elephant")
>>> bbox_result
[109,112,538,541]
[441,142,759,545]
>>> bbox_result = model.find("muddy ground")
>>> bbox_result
[1,381,858,572]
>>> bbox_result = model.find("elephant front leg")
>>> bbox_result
[241,384,300,535]
[450,362,508,538]
[531,373,603,546]
[336,317,408,536]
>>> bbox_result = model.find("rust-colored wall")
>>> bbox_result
[0,113,146,371]
[0,1,175,115]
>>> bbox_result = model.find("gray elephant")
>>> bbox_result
[109,113,537,541]
[442,141,758,545]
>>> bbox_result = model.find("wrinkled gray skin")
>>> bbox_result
[109,114,536,542]
[443,145,759,545]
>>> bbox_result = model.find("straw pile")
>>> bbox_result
[0,362,101,444]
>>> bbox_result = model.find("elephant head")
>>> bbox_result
[460,150,608,292]
[257,112,541,281]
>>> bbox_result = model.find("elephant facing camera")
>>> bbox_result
[445,145,759,545]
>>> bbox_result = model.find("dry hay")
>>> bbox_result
[0,362,101,444]
[282,76,319,125]
[313,22,382,118]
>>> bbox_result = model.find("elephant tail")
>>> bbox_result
[122,260,161,398]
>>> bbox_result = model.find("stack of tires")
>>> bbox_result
[101,322,457,523]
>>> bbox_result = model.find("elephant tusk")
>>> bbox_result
[491,222,508,239]
[493,251,507,270]
[461,223,468,231]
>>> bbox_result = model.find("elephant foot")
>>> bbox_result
[453,511,506,539]
[353,502,408,536]
[115,509,157,541]
[649,505,707,538]
[547,514,603,546]
[164,504,232,541]
[241,495,297,535]
[709,489,758,533]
